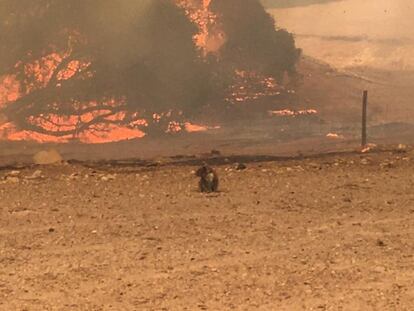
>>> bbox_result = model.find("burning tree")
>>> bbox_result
[0,0,301,142]
[0,0,219,140]
[210,0,301,82]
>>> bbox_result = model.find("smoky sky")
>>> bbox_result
[268,0,414,70]
[268,0,414,39]
[261,0,341,8]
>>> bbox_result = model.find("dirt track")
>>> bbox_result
[0,149,413,310]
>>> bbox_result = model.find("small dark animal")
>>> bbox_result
[196,164,219,193]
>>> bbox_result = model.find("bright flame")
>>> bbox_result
[326,133,344,139]
[185,122,220,132]
[268,109,318,117]
[177,0,226,53]
[0,2,229,144]
[229,70,283,104]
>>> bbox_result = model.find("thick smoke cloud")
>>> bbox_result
[211,0,301,81]
[0,0,300,137]
[0,0,215,136]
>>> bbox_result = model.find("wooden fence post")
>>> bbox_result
[362,90,368,147]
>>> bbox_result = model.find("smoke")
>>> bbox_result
[268,0,414,70]
[0,0,301,141]
[0,0,212,136]
[210,0,301,80]
[261,0,341,8]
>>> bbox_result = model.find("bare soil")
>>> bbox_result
[0,148,413,310]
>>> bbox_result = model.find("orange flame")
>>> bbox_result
[177,0,226,53]
[268,109,318,117]
[0,2,224,144]
[0,55,147,144]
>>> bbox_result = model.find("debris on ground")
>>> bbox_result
[396,144,408,153]
[6,170,21,177]
[235,163,247,171]
[25,170,43,180]
[101,174,116,182]
[360,158,371,165]
[376,239,386,247]
[5,176,20,183]
[380,161,395,169]
[361,143,377,154]
[326,133,344,139]
[33,149,63,165]
[67,173,79,180]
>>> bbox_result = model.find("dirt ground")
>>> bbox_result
[0,148,413,310]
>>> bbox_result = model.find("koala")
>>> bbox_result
[195,164,219,193]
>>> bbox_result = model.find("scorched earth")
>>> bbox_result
[0,149,413,310]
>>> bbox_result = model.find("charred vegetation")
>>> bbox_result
[0,0,300,142]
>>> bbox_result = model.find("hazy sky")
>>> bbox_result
[270,0,414,39]
[262,0,340,8]
[269,0,414,69]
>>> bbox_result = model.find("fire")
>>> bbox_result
[228,70,283,104]
[176,0,226,53]
[0,1,227,144]
[268,109,318,117]
[0,1,289,145]
[0,63,218,144]
[326,133,344,139]
[167,121,220,134]
[0,76,19,103]
[185,122,220,132]
[0,52,210,144]
[0,63,147,144]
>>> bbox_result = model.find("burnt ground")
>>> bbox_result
[0,148,413,310]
